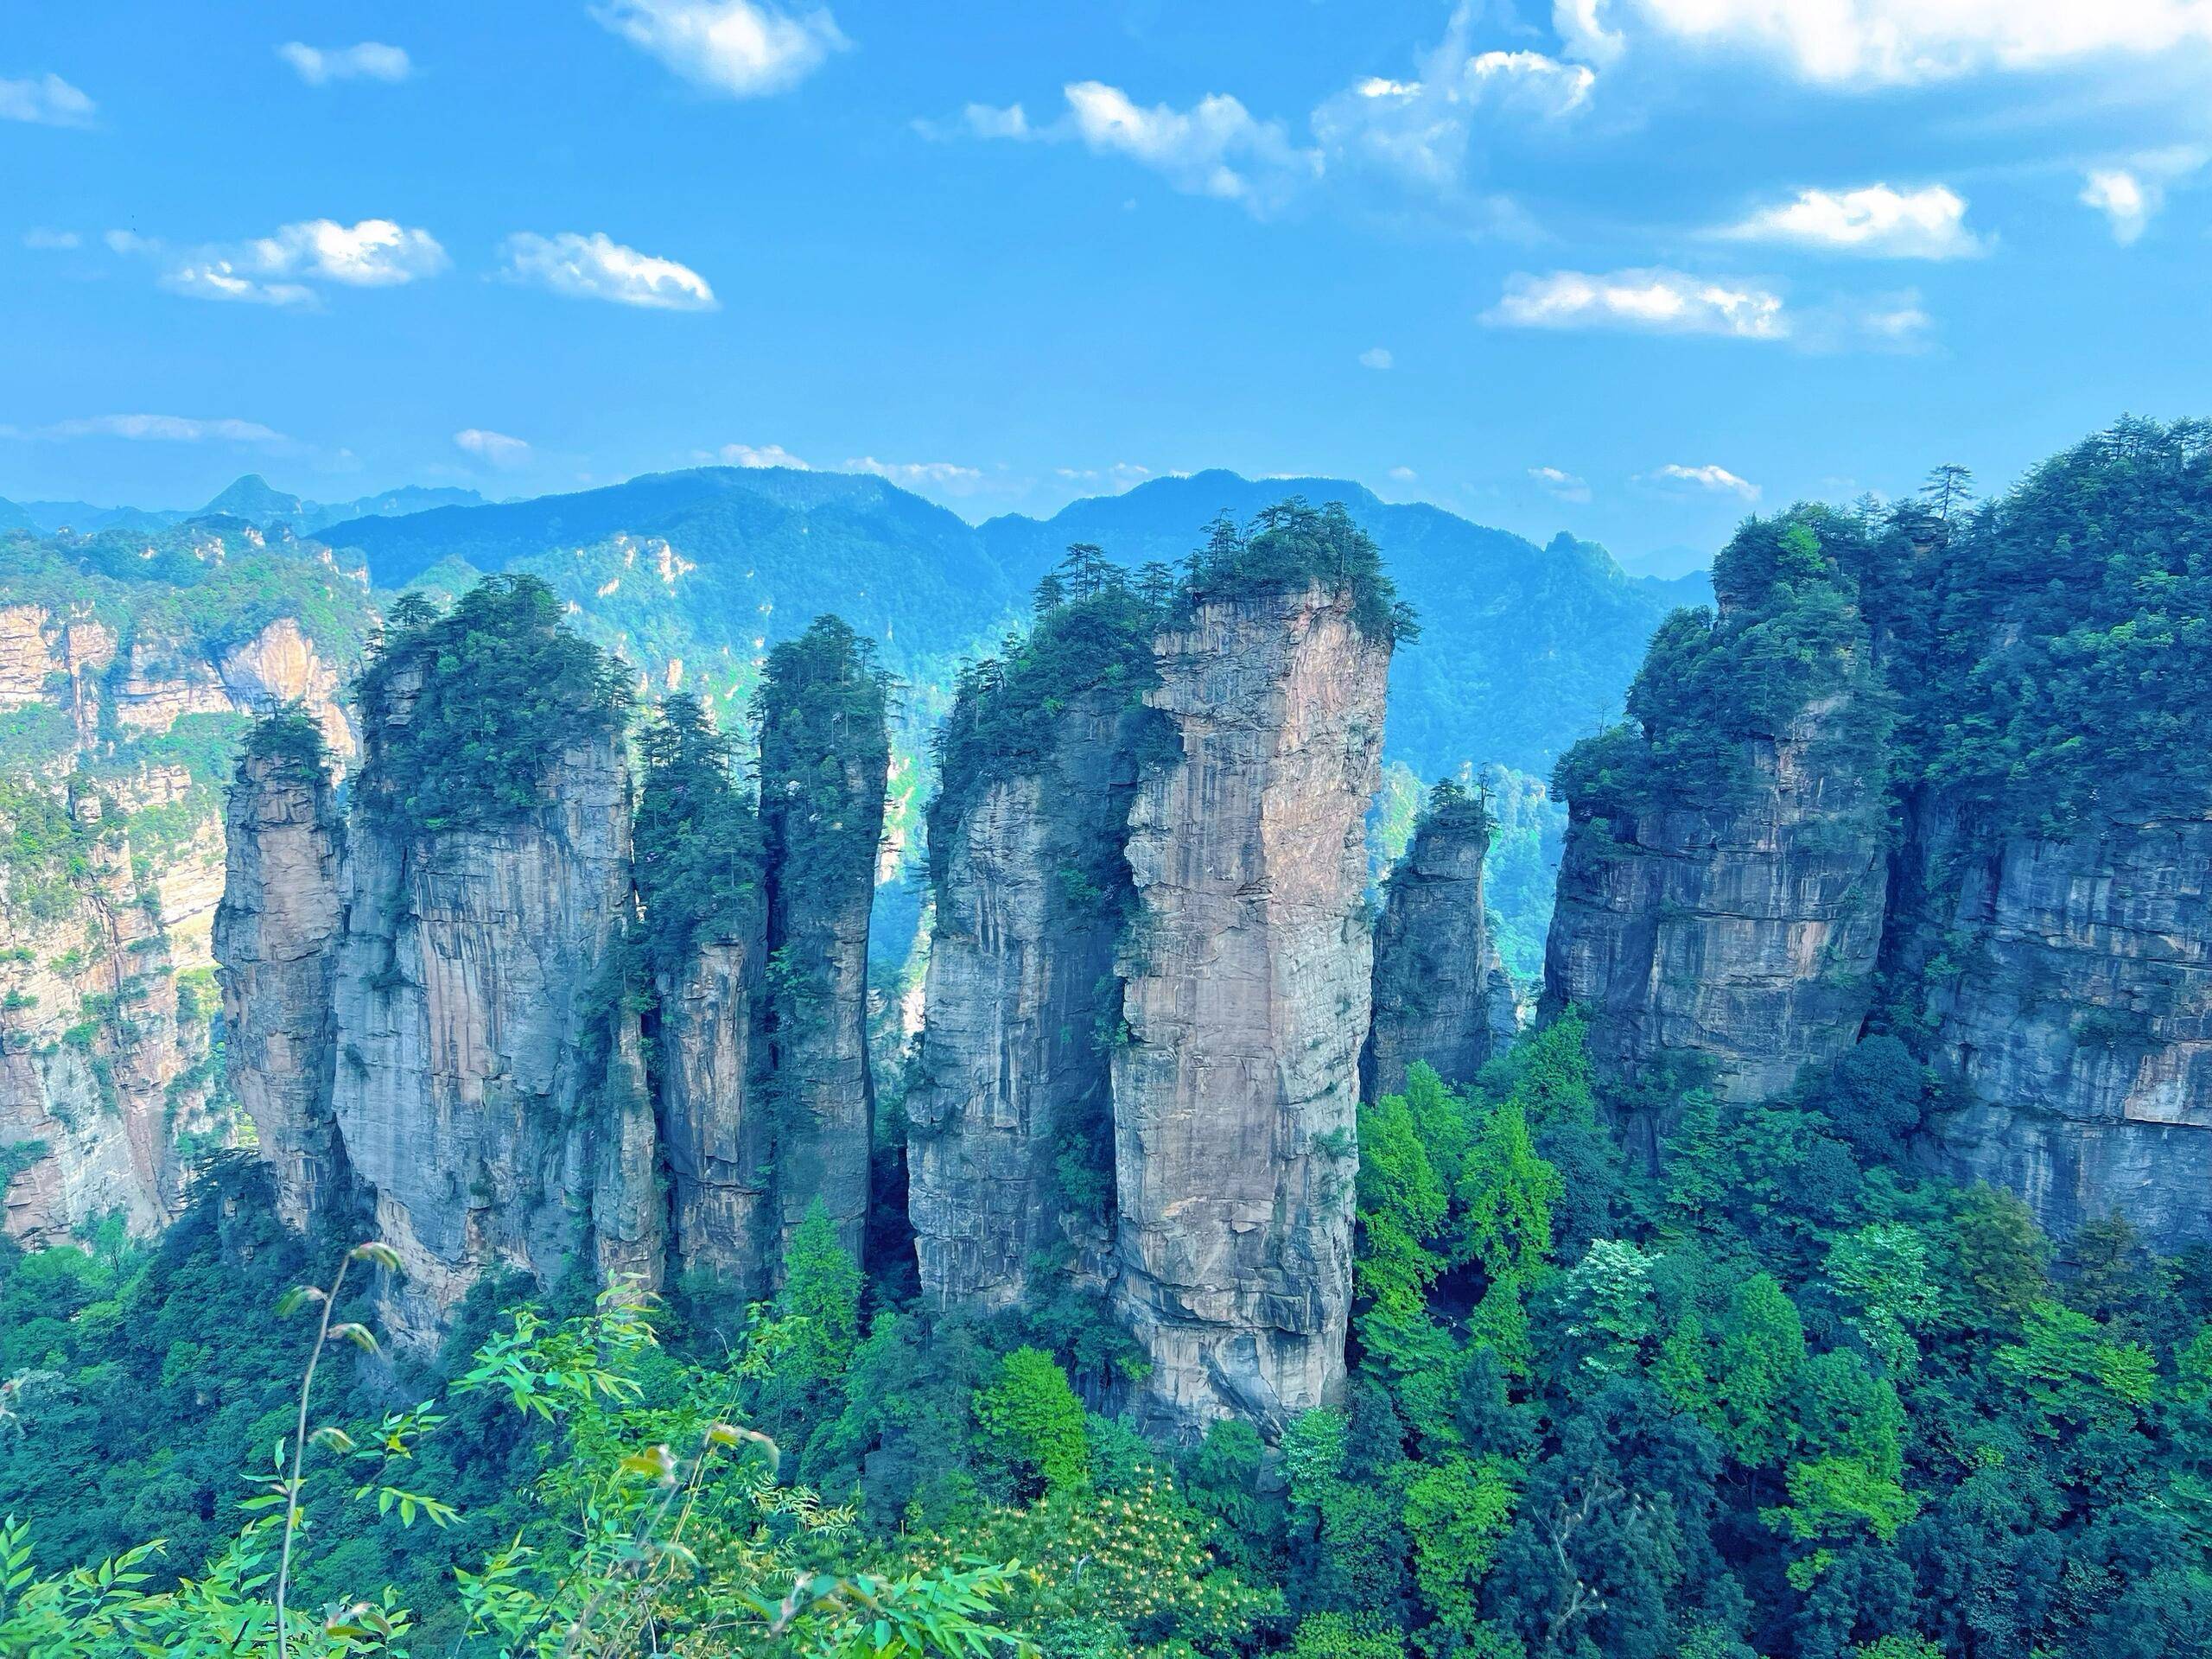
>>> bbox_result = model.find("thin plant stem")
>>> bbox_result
[275,1253,352,1659]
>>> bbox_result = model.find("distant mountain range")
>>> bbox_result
[0,474,485,539]
[311,464,1708,785]
[4,463,1709,784]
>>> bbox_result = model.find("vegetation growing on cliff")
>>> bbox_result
[1552,506,1885,824]
[632,691,764,979]
[1183,500,1419,646]
[755,614,892,915]
[354,574,632,834]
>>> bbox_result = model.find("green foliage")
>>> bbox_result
[1183,499,1417,645]
[1553,505,1883,823]
[632,691,763,977]
[354,575,632,833]
[973,1348,1091,1499]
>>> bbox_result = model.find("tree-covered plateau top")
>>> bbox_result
[1872,416,2212,838]
[1551,506,1883,825]
[1553,417,2212,842]
[632,690,765,979]
[755,614,893,897]
[353,574,632,835]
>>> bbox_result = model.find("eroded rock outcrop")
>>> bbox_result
[0,573,361,1245]
[1111,582,1393,1433]
[908,690,1136,1308]
[330,660,651,1344]
[757,617,890,1274]
[213,724,347,1230]
[1920,805,2212,1239]
[1364,781,1519,1097]
[1542,514,1889,1123]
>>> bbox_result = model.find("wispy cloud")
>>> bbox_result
[1359,346,1394,370]
[2077,148,2207,244]
[1722,183,1984,258]
[715,442,807,467]
[1647,461,1760,500]
[454,429,531,469]
[847,456,986,492]
[1562,0,2212,86]
[1486,268,1789,339]
[1529,465,1592,503]
[1311,8,1593,192]
[499,232,717,310]
[22,228,79,251]
[111,219,448,306]
[1055,462,1152,492]
[0,73,95,128]
[0,413,288,445]
[277,42,412,85]
[591,0,846,99]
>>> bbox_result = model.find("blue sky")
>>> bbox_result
[5,1,2211,565]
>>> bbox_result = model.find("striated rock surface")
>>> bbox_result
[1543,688,1889,1109]
[657,935,772,1297]
[908,692,1135,1308]
[213,732,348,1230]
[1922,802,2212,1241]
[1364,782,1518,1097]
[757,619,889,1274]
[0,575,361,1245]
[329,680,649,1344]
[1110,583,1392,1434]
[1542,513,1890,1125]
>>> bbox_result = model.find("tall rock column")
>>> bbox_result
[213,717,347,1230]
[1111,581,1393,1434]
[908,685,1141,1308]
[758,617,889,1274]
[322,579,659,1346]
[1364,781,1518,1097]
[1542,512,1890,1116]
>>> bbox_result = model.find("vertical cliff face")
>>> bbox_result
[1364,782,1518,1097]
[213,723,347,1231]
[1111,582,1392,1433]
[1920,804,2212,1239]
[656,937,771,1294]
[1543,693,1889,1108]
[908,690,1135,1308]
[1542,512,1889,1116]
[0,562,363,1246]
[757,618,889,1273]
[331,675,648,1343]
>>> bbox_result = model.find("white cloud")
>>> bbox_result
[848,456,988,494]
[960,102,1030,139]
[1724,183,1984,258]
[720,442,810,467]
[1562,0,2212,86]
[113,218,448,306]
[1060,80,1320,213]
[1486,268,1789,338]
[2082,169,2152,243]
[22,228,79,250]
[591,0,846,99]
[1313,12,1593,192]
[1,414,287,445]
[1055,462,1152,490]
[1389,465,1418,481]
[277,42,412,85]
[0,73,94,127]
[454,429,531,469]
[1359,346,1394,370]
[1649,462,1760,499]
[1529,465,1592,502]
[2078,149,2206,244]
[499,232,717,310]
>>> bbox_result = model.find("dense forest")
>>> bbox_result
[1,431,2209,1659]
